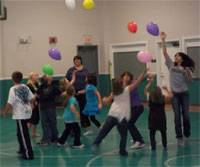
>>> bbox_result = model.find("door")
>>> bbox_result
[110,41,148,79]
[77,45,99,83]
[157,40,181,94]
[113,51,146,78]
[182,36,200,104]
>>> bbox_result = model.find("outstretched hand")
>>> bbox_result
[162,85,168,90]
[2,109,7,119]
[160,32,166,41]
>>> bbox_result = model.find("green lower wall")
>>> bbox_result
[0,75,199,109]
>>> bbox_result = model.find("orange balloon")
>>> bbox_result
[127,21,137,33]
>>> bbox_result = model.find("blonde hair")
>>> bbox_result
[27,72,40,88]
[59,78,69,92]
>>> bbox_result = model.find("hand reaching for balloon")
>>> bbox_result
[160,32,167,41]
[162,85,168,91]
[148,73,156,79]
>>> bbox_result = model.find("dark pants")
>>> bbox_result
[149,129,167,149]
[40,108,58,142]
[75,93,87,128]
[85,115,101,128]
[128,106,144,143]
[58,122,81,146]
[171,91,190,139]
[17,119,34,159]
[93,116,128,154]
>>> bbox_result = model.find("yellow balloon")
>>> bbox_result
[83,0,95,10]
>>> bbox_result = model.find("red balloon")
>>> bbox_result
[127,21,137,33]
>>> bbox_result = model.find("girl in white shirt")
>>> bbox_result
[91,68,148,156]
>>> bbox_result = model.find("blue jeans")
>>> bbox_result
[40,108,58,142]
[128,106,144,143]
[171,91,190,139]
[93,116,128,154]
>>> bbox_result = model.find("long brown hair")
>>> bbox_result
[149,86,164,104]
[175,52,195,72]
[112,78,123,96]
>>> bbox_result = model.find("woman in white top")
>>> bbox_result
[91,68,148,156]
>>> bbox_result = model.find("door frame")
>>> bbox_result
[155,39,181,87]
[182,35,200,52]
[109,41,148,79]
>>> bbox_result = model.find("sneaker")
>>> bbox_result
[51,140,58,144]
[21,155,34,160]
[36,141,51,146]
[131,141,145,149]
[17,150,23,155]
[72,144,85,149]
[83,131,93,136]
[91,144,98,151]
[57,142,66,147]
[119,150,128,156]
[177,138,184,146]
[150,146,156,150]
[184,137,189,142]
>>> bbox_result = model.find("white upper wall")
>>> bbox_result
[1,0,101,78]
[1,0,199,77]
[98,0,200,73]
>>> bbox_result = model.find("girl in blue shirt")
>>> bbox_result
[78,73,102,136]
[57,85,84,148]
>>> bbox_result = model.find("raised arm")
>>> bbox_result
[69,70,78,85]
[129,68,149,91]
[144,78,154,96]
[162,86,173,101]
[160,32,170,61]
[93,90,102,110]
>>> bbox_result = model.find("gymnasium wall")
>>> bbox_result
[0,0,199,109]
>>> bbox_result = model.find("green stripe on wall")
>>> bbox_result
[1,75,199,109]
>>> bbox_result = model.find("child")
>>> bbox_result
[121,72,155,149]
[27,72,40,137]
[144,78,173,150]
[36,74,63,146]
[91,68,148,156]
[3,71,34,160]
[78,73,102,136]
[57,85,84,148]
[59,77,69,92]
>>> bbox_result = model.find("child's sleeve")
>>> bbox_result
[165,57,173,69]
[90,85,97,91]
[7,88,15,106]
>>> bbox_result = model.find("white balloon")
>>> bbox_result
[65,0,76,11]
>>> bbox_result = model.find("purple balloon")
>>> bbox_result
[48,48,61,60]
[146,22,159,36]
